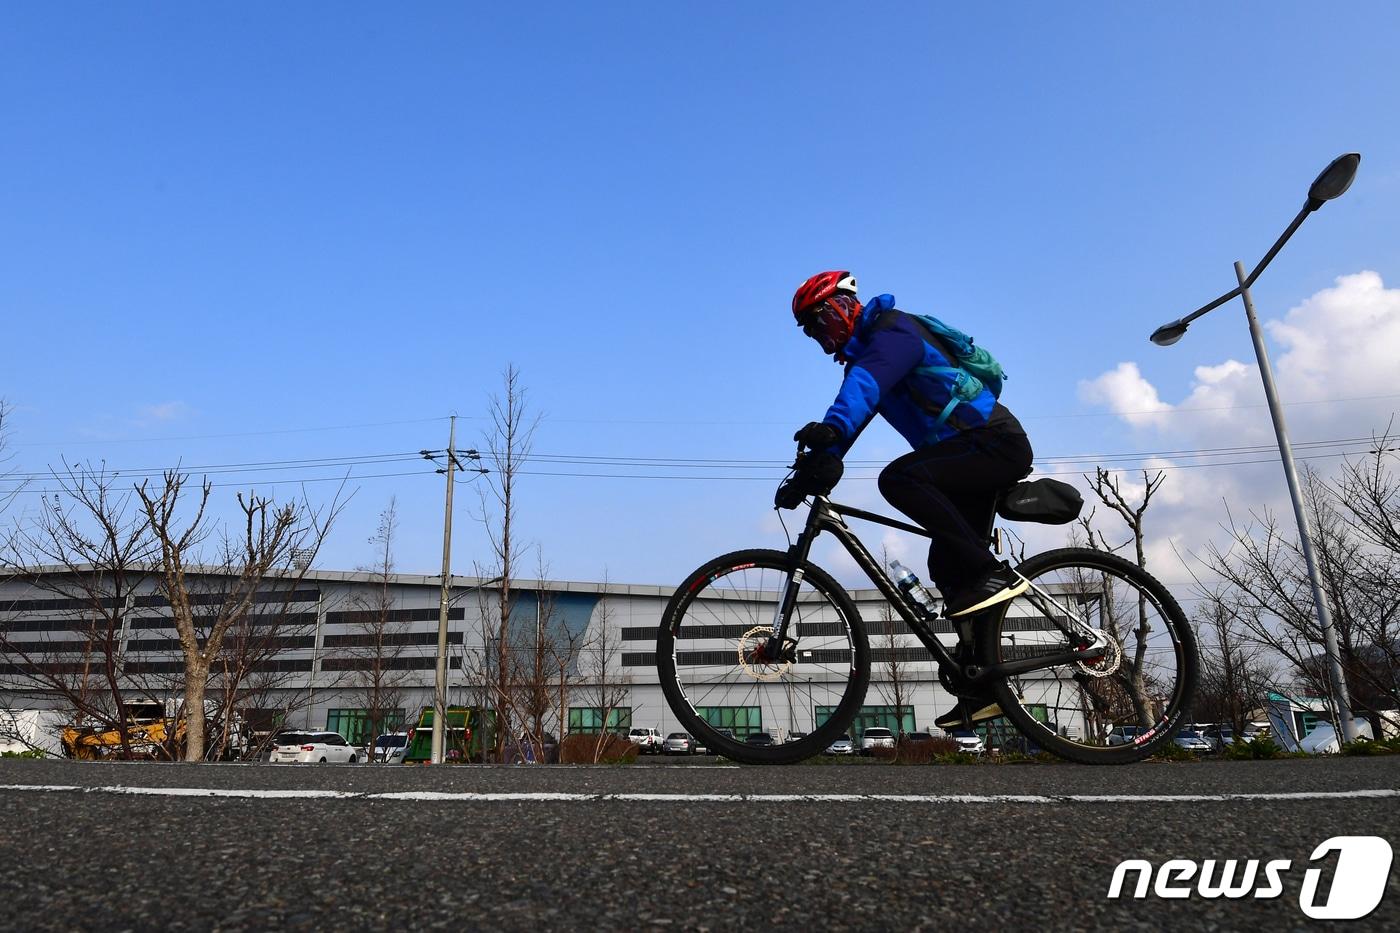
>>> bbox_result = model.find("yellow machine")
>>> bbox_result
[61,716,186,760]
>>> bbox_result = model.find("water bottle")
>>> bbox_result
[889,560,938,616]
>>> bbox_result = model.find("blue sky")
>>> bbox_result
[3,4,1398,588]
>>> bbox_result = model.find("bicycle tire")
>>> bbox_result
[657,549,870,764]
[978,547,1198,765]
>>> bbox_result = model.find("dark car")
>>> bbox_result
[744,732,776,747]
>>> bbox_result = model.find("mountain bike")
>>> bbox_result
[656,451,1197,765]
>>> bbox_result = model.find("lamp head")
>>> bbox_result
[1150,320,1190,347]
[1306,152,1361,211]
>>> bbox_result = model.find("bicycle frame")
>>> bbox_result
[766,495,1102,685]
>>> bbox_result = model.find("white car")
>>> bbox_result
[663,732,696,755]
[1173,729,1212,753]
[370,732,409,763]
[948,729,986,755]
[627,727,663,754]
[825,734,855,755]
[860,727,896,755]
[269,731,359,764]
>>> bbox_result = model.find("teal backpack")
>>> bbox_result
[907,313,1008,426]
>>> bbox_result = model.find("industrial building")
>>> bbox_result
[0,566,1064,754]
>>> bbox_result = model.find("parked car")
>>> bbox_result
[1173,729,1212,753]
[1202,723,1266,751]
[785,731,808,745]
[1106,725,1146,747]
[860,727,896,755]
[369,732,409,763]
[745,731,776,747]
[1001,723,1059,756]
[663,732,696,755]
[902,731,936,744]
[948,729,986,755]
[627,727,663,755]
[825,734,854,755]
[269,731,358,764]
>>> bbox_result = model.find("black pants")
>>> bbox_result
[877,428,1034,601]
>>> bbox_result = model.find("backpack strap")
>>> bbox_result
[869,310,973,432]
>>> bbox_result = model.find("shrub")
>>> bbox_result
[1223,735,1300,760]
[1341,738,1397,756]
[558,733,638,764]
[1149,740,1196,762]
[895,736,960,764]
[0,749,45,760]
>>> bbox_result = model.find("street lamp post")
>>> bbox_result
[1150,152,1361,743]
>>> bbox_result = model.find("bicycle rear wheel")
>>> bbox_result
[979,547,1197,765]
[657,549,870,764]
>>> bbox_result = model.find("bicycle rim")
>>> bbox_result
[981,547,1197,765]
[657,549,870,764]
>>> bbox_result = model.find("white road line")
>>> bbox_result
[2,784,1398,804]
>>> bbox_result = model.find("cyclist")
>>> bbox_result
[778,270,1035,729]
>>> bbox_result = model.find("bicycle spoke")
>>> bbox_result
[986,548,1197,763]
[657,550,869,763]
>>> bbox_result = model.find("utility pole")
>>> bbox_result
[423,417,485,764]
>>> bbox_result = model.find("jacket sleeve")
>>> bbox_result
[820,317,925,453]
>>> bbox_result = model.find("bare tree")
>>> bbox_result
[576,573,631,763]
[0,465,162,759]
[1075,468,1168,730]
[0,400,20,517]
[1190,589,1278,733]
[475,365,541,760]
[136,470,342,761]
[1205,461,1400,720]
[516,550,576,762]
[331,498,412,750]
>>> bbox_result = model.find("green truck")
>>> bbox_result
[402,706,495,763]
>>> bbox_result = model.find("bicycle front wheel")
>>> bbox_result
[980,547,1198,765]
[657,549,870,764]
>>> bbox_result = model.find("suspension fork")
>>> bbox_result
[761,502,826,659]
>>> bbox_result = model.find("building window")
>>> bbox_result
[849,705,916,737]
[325,708,406,747]
[568,707,631,734]
[696,706,762,738]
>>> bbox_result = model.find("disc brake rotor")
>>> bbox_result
[1074,629,1122,678]
[738,625,793,681]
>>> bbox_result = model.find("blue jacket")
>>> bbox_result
[820,294,997,453]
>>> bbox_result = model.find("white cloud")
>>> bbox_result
[1077,270,1400,593]
[1077,362,1174,429]
[1267,271,1400,402]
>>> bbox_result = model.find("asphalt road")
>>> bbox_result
[2,756,1398,931]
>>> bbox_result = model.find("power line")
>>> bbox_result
[2,430,1392,495]
[0,452,426,483]
[14,417,449,448]
[12,390,1400,449]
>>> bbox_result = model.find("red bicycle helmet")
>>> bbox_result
[792,270,858,320]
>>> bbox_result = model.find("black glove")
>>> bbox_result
[794,421,841,451]
[774,451,844,509]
